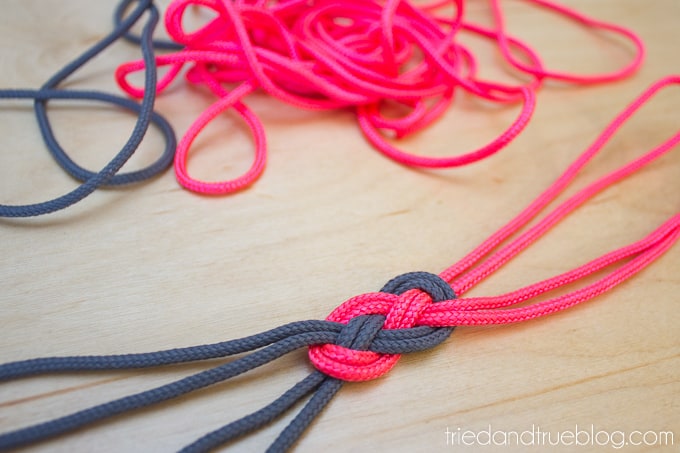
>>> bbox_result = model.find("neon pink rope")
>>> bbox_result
[116,0,644,194]
[309,76,680,381]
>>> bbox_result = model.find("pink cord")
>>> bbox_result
[309,76,680,381]
[116,0,644,194]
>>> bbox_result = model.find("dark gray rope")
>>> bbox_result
[0,272,456,451]
[263,272,457,453]
[268,377,344,453]
[0,320,449,380]
[0,0,176,218]
[178,372,328,453]
[115,0,184,51]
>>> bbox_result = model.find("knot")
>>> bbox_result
[308,272,455,381]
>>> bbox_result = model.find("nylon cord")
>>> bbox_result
[115,0,644,195]
[115,0,184,50]
[0,272,456,451]
[0,2,677,452]
[0,76,678,448]
[0,0,176,218]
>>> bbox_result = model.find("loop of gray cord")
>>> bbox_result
[0,0,176,218]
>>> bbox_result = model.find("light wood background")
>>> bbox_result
[1,1,678,452]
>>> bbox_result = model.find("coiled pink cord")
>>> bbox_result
[116,0,644,194]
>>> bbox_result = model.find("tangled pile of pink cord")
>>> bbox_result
[116,0,644,195]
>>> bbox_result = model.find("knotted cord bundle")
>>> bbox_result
[116,0,645,194]
[1,75,677,451]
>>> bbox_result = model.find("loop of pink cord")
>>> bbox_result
[116,0,644,195]
[309,76,680,381]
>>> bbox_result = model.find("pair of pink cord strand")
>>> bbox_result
[116,0,644,194]
[309,75,679,381]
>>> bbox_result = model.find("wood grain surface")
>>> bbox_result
[0,1,678,452]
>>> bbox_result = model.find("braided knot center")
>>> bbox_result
[308,272,455,381]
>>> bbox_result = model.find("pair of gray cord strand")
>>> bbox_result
[0,272,456,452]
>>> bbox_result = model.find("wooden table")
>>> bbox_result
[1,1,678,451]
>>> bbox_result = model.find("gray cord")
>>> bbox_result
[0,272,456,451]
